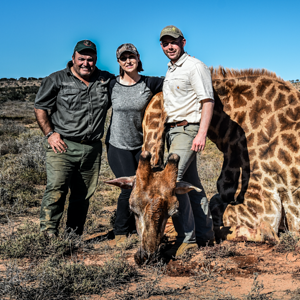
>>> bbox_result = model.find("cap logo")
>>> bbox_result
[83,40,92,46]
[172,27,176,32]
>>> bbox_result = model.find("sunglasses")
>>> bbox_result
[119,54,137,62]
[161,40,181,48]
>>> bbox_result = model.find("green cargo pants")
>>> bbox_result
[40,139,102,235]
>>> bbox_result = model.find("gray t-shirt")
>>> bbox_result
[107,75,163,150]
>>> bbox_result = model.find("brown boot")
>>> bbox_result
[164,242,198,258]
[115,235,127,247]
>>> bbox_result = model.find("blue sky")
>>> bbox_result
[1,0,299,81]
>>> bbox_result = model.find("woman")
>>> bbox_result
[106,43,163,246]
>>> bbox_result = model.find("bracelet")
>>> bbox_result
[45,131,54,139]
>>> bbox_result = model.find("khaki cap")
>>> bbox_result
[116,43,139,59]
[160,25,184,40]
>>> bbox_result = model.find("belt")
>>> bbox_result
[167,120,198,128]
[64,137,99,145]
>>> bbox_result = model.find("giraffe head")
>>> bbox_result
[106,151,200,265]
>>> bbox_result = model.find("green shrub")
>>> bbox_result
[0,222,81,259]
[275,231,300,253]
[0,254,138,299]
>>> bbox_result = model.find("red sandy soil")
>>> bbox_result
[73,239,300,299]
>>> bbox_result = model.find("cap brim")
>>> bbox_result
[160,33,181,41]
[117,49,138,59]
[75,46,97,53]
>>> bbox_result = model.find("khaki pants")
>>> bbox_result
[40,139,102,235]
[166,124,214,244]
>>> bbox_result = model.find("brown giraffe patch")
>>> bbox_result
[258,137,278,160]
[234,111,247,125]
[278,114,295,131]
[274,169,288,186]
[148,121,159,130]
[248,148,256,159]
[246,76,257,83]
[281,133,299,153]
[256,79,273,97]
[151,101,161,110]
[286,107,300,121]
[249,100,272,130]
[266,86,276,101]
[263,177,275,189]
[145,132,153,142]
[247,133,255,147]
[278,149,293,166]
[278,84,291,93]
[288,94,297,105]
[148,112,161,120]
[293,190,300,206]
[257,130,270,146]
[290,167,300,188]
[225,79,235,88]
[288,206,300,218]
[265,115,277,138]
[274,93,286,110]
[233,85,254,107]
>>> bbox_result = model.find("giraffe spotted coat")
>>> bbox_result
[143,68,300,242]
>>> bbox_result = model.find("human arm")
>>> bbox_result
[189,62,215,152]
[34,76,67,153]
[190,99,214,152]
[34,108,67,153]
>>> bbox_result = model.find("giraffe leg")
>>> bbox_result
[221,221,279,243]
[221,203,280,243]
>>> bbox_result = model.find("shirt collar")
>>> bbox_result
[167,52,188,71]
[66,61,73,75]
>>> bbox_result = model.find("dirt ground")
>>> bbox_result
[64,235,300,299]
[2,81,300,299]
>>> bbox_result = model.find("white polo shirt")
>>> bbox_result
[163,52,214,123]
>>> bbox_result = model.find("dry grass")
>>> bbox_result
[1,79,300,299]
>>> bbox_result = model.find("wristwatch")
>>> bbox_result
[45,131,54,139]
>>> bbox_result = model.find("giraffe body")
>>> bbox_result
[142,69,300,242]
[208,67,300,241]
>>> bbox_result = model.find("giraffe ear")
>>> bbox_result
[175,181,202,194]
[105,176,136,189]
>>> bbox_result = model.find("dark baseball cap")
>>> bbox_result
[74,40,97,54]
[116,43,139,59]
[160,25,184,41]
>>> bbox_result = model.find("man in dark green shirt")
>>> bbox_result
[34,40,114,236]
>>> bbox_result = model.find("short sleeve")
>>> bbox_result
[189,62,214,102]
[145,76,164,95]
[34,76,59,110]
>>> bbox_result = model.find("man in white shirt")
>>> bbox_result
[160,25,215,257]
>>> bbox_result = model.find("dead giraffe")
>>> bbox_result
[141,68,300,242]
[208,67,300,241]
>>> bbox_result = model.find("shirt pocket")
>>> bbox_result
[58,88,81,110]
[167,77,187,97]
[95,85,109,108]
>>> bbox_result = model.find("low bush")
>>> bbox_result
[0,254,138,299]
[0,222,81,259]
[275,231,300,253]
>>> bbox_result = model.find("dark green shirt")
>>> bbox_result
[34,61,114,141]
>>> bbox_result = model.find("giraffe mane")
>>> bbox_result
[210,66,283,81]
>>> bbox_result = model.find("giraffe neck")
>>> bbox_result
[142,92,166,168]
